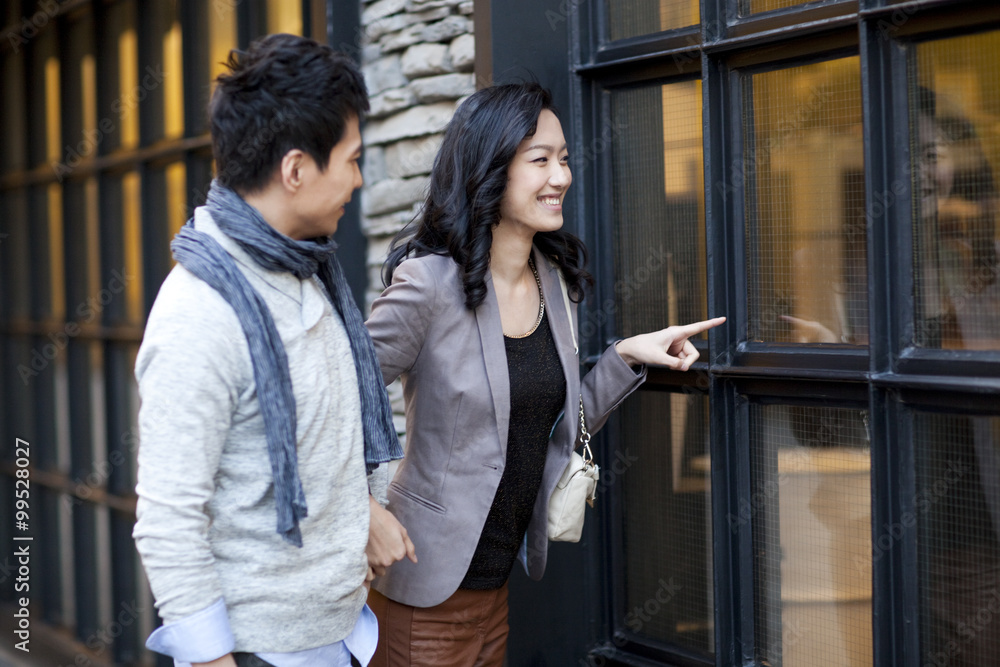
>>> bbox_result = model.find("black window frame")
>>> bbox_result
[570,0,1000,665]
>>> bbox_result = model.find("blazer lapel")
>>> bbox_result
[476,268,511,458]
[535,247,580,453]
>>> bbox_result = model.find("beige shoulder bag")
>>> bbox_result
[546,271,600,543]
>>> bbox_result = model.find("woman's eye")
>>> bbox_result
[533,157,548,164]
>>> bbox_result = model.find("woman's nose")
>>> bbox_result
[549,163,571,188]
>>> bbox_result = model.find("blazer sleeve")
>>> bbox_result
[579,343,647,437]
[365,258,439,385]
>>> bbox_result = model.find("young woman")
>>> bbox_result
[364,82,724,666]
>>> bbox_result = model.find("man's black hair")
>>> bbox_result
[209,33,369,194]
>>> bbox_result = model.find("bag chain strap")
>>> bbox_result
[578,395,593,466]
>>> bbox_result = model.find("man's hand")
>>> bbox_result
[193,655,237,667]
[366,494,417,577]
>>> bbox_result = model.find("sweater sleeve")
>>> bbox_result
[365,258,439,385]
[132,269,248,630]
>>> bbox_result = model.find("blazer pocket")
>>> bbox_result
[389,481,447,514]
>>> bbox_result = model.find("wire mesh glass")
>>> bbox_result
[750,404,872,666]
[912,32,1000,350]
[915,412,1000,667]
[620,390,714,655]
[741,0,840,16]
[610,80,707,341]
[745,57,867,345]
[606,0,699,41]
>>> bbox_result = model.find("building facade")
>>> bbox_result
[1,1,999,666]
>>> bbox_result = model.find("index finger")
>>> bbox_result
[674,316,726,338]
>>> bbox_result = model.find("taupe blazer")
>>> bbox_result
[365,246,646,607]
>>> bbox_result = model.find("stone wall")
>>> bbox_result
[357,0,476,458]
[359,0,476,309]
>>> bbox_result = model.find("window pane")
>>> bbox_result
[751,405,872,665]
[606,0,698,42]
[915,412,1000,667]
[610,81,707,341]
[621,391,713,655]
[742,0,842,16]
[912,33,1000,350]
[746,57,867,345]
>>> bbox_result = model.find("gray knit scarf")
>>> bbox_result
[170,181,402,547]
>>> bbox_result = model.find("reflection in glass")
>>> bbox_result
[746,57,866,345]
[611,81,707,340]
[916,413,1000,667]
[610,78,712,656]
[751,405,872,666]
[913,34,1000,350]
[621,391,713,655]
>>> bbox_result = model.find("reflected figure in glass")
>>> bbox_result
[914,86,1000,667]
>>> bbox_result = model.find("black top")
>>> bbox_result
[460,311,567,590]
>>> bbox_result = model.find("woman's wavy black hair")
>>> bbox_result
[382,82,593,309]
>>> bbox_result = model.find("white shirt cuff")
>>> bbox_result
[146,598,235,663]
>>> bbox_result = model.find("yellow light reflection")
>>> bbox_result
[45,57,60,163]
[119,27,139,149]
[166,162,188,242]
[660,0,699,31]
[164,21,184,139]
[123,172,143,322]
[82,55,97,140]
[662,80,703,196]
[268,0,303,35]
[48,183,65,319]
[209,1,238,82]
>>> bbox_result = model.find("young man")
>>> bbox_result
[133,34,413,667]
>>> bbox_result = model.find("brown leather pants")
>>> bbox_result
[368,584,509,667]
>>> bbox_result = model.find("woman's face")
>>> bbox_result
[918,113,955,220]
[498,109,572,235]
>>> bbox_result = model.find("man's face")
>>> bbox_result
[289,114,363,239]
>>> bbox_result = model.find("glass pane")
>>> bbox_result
[743,0,841,16]
[746,57,867,345]
[606,0,699,42]
[915,412,1000,667]
[751,405,872,666]
[912,33,1000,350]
[621,391,713,655]
[610,80,707,341]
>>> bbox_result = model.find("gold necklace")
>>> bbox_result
[504,257,545,339]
